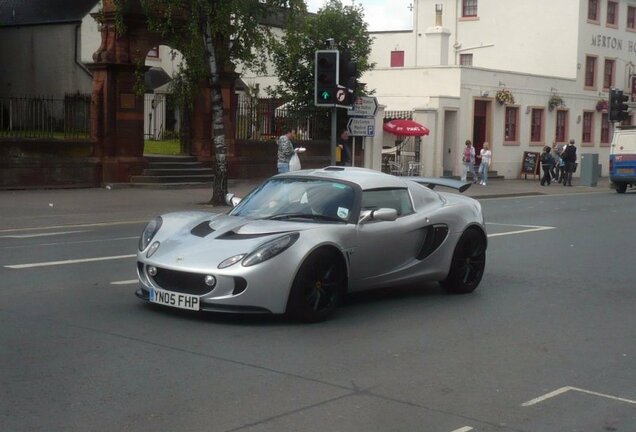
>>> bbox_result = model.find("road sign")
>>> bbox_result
[347,96,378,117]
[347,117,375,137]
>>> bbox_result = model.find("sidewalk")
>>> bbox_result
[0,176,613,231]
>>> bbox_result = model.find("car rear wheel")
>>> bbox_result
[440,228,486,294]
[616,183,627,193]
[287,249,345,322]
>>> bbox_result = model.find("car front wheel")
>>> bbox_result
[287,249,346,322]
[440,228,486,294]
[616,182,627,193]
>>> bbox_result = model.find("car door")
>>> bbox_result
[348,188,426,291]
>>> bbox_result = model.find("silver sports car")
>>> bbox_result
[135,167,487,322]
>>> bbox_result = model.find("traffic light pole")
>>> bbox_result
[331,107,337,166]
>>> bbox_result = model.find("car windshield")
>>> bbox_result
[229,178,355,222]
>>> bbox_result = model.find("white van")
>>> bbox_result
[609,126,636,193]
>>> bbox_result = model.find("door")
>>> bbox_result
[473,100,490,165]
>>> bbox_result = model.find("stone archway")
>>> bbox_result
[88,0,231,184]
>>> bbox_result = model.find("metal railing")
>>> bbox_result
[235,96,330,141]
[0,94,91,140]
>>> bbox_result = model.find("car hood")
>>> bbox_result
[142,212,322,270]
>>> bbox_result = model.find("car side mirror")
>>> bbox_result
[225,193,242,207]
[359,208,398,224]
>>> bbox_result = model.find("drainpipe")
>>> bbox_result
[75,23,93,79]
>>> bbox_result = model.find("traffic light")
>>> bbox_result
[609,88,630,122]
[336,51,357,108]
[315,50,339,107]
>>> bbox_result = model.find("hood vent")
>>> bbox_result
[191,221,215,238]
[217,230,286,240]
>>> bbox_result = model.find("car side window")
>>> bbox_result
[361,188,414,216]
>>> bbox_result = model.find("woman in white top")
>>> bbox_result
[477,142,492,185]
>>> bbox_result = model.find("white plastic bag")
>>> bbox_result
[289,153,301,171]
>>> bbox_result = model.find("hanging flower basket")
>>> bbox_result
[595,99,608,112]
[548,94,564,111]
[495,88,515,105]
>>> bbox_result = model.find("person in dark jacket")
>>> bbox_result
[540,146,555,186]
[561,139,577,186]
[337,129,352,166]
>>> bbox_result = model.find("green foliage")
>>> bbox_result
[267,0,375,109]
[144,138,182,155]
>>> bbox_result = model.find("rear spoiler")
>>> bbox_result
[404,177,472,193]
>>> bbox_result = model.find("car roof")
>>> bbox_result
[278,167,409,190]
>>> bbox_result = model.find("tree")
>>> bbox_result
[131,0,305,205]
[267,0,375,110]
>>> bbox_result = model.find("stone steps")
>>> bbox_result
[127,155,214,188]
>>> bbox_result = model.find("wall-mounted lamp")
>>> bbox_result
[481,90,489,97]
[435,4,443,26]
[498,81,506,87]
[576,115,582,124]
[435,3,443,12]
[525,106,531,115]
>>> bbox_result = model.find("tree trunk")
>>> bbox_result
[203,20,228,206]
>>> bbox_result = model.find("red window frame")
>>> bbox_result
[601,113,612,145]
[585,56,597,88]
[629,6,636,29]
[504,106,519,143]
[607,1,618,26]
[582,111,594,144]
[556,110,568,143]
[462,0,478,17]
[390,51,405,68]
[530,108,544,143]
[603,59,615,89]
[588,0,599,21]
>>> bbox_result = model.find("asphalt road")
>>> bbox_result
[1,190,635,432]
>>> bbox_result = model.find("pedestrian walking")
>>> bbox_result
[561,139,577,186]
[337,129,352,166]
[477,142,492,185]
[550,141,561,181]
[276,128,296,173]
[461,140,477,183]
[540,145,555,186]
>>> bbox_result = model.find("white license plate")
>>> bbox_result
[149,287,200,311]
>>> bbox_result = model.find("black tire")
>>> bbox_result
[440,228,486,294]
[616,183,627,194]
[287,249,346,322]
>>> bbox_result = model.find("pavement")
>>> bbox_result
[0,175,615,231]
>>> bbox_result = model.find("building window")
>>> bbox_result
[504,106,519,142]
[582,111,594,144]
[462,0,478,17]
[530,108,544,143]
[588,0,599,22]
[390,51,404,68]
[629,6,636,30]
[459,54,473,66]
[607,1,618,26]
[603,58,615,89]
[147,46,159,58]
[556,110,568,142]
[585,56,597,88]
[601,113,612,145]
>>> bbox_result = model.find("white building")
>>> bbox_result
[365,0,636,178]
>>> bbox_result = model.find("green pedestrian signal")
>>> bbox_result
[315,50,339,107]
[321,91,331,101]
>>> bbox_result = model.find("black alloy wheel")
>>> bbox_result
[287,249,346,322]
[440,228,486,294]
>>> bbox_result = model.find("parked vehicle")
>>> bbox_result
[609,126,636,193]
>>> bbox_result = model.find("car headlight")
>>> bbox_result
[242,233,299,267]
[139,216,163,251]
[218,254,246,269]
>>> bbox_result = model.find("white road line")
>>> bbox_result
[0,236,139,250]
[5,254,136,269]
[111,280,138,285]
[0,230,88,239]
[449,427,473,432]
[522,386,636,407]
[488,226,556,238]
[0,220,147,234]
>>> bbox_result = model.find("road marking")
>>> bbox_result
[0,236,139,250]
[0,230,89,239]
[4,254,136,269]
[0,220,147,234]
[522,386,636,407]
[111,279,138,285]
[486,223,556,238]
[449,427,473,432]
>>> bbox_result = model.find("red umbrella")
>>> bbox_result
[383,119,430,136]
